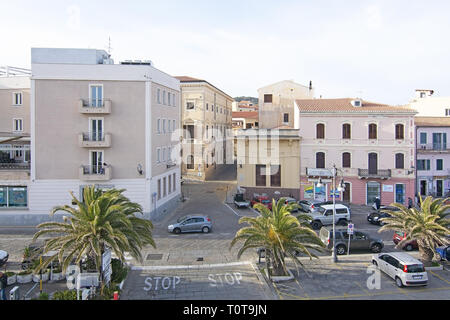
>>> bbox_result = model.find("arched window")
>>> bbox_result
[342,152,351,168]
[316,123,325,139]
[395,153,404,169]
[316,152,325,169]
[342,124,351,139]
[368,123,377,139]
[395,124,404,140]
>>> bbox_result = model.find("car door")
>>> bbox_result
[192,217,204,232]
[353,231,370,250]
[181,218,195,232]
[384,256,399,279]
[323,209,333,224]
[378,255,389,274]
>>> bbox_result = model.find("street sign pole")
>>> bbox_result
[347,222,354,256]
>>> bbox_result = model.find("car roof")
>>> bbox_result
[382,252,422,264]
[320,204,349,209]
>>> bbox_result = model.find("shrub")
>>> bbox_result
[18,270,32,276]
[5,271,16,277]
[36,292,49,300]
[52,290,78,300]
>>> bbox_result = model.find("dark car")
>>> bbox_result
[436,245,450,261]
[393,231,418,251]
[319,226,384,255]
[0,250,8,267]
[367,206,400,226]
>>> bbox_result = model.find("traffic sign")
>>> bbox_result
[347,223,354,235]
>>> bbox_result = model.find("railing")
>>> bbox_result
[417,143,449,151]
[78,99,112,113]
[81,165,109,175]
[358,169,391,179]
[81,132,106,142]
[0,160,30,170]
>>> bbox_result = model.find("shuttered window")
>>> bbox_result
[316,152,325,169]
[342,152,351,168]
[342,124,351,139]
[270,165,281,187]
[316,123,325,139]
[395,153,404,169]
[395,124,404,140]
[369,124,377,139]
[256,165,267,186]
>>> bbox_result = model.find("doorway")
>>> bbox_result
[368,153,378,175]
[343,183,351,203]
[367,181,381,205]
[395,184,405,204]
[419,180,427,196]
[436,180,443,197]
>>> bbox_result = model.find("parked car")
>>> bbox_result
[307,204,351,230]
[251,195,272,210]
[436,245,450,261]
[298,199,323,213]
[393,231,418,251]
[372,252,428,287]
[367,206,400,226]
[234,193,250,209]
[168,215,212,234]
[0,249,8,267]
[319,226,384,255]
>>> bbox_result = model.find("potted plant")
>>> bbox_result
[33,269,50,283]
[6,271,17,285]
[17,270,33,284]
[51,266,65,281]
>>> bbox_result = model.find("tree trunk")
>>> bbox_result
[418,240,434,264]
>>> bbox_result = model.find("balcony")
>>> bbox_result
[78,133,111,148]
[79,165,112,181]
[78,99,112,114]
[417,143,449,153]
[358,169,391,180]
[0,160,30,171]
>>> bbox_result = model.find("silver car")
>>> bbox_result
[168,215,212,234]
[372,252,428,287]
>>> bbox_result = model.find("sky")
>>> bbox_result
[1,0,450,105]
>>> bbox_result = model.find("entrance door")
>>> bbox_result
[420,180,427,196]
[367,181,381,205]
[91,151,103,174]
[395,184,405,204]
[343,183,351,202]
[368,153,378,175]
[90,119,103,141]
[436,180,443,197]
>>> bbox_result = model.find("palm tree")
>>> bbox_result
[32,186,156,276]
[230,198,326,278]
[379,196,450,263]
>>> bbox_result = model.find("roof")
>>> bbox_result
[414,117,450,127]
[295,98,417,114]
[384,252,422,264]
[175,75,233,100]
[232,111,258,119]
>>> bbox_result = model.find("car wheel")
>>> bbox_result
[405,244,413,251]
[338,219,348,226]
[371,244,382,253]
[395,277,403,288]
[311,221,322,230]
[173,228,181,234]
[202,226,210,233]
[336,245,346,255]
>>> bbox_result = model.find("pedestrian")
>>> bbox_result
[374,197,381,211]
[408,197,413,209]
[0,272,7,300]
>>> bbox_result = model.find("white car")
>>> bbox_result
[0,249,8,267]
[372,252,428,287]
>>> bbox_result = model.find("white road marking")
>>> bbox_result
[131,261,252,271]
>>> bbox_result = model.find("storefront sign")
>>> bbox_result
[382,185,393,192]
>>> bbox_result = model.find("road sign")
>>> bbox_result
[347,223,354,235]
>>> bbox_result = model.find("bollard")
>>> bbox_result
[113,291,119,300]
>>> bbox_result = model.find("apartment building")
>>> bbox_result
[296,98,417,206]
[415,117,450,198]
[232,111,259,130]
[236,128,301,200]
[0,48,181,226]
[258,80,314,129]
[176,76,233,180]
[0,67,31,215]
[409,89,450,117]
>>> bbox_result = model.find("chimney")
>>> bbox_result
[309,81,312,90]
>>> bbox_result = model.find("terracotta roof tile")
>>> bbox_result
[295,98,417,113]
[232,111,259,119]
[414,117,450,127]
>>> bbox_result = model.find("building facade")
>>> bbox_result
[296,98,417,206]
[176,76,234,180]
[409,89,450,117]
[0,48,181,226]
[258,80,314,129]
[415,117,450,198]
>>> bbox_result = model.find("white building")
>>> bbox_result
[409,89,450,117]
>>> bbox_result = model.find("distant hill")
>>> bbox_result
[234,96,258,105]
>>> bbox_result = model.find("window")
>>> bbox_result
[168,119,171,133]
[163,119,166,133]
[212,105,214,111]
[13,119,23,132]
[417,159,430,171]
[420,92,426,98]
[395,124,404,140]
[186,102,195,110]
[264,94,273,103]
[13,92,23,106]
[316,123,325,139]
[206,103,209,110]
[157,148,161,163]
[162,147,166,162]
[316,152,325,169]
[157,119,161,134]
[157,89,161,104]
[163,90,166,105]
[256,165,267,186]
[420,132,427,144]
[168,175,172,194]
[0,186,27,208]
[436,159,443,171]
[283,113,289,123]
[157,179,161,200]
[90,85,103,107]
[187,155,194,170]
[168,92,171,106]
[368,123,377,139]
[163,177,167,197]
[173,120,176,132]
[395,153,404,169]
[173,173,176,191]
[446,108,450,116]
[270,165,281,187]
[342,124,351,139]
[342,152,351,168]
[168,146,172,162]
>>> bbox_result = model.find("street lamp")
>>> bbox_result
[331,165,346,263]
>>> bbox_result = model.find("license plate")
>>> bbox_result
[412,275,422,279]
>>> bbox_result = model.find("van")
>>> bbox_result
[308,204,351,229]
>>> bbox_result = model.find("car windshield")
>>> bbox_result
[177,216,189,223]
[317,207,326,213]
[262,200,270,204]
[406,264,425,273]
[395,231,405,237]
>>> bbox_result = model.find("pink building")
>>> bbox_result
[294,98,417,206]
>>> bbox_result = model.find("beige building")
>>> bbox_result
[176,76,234,180]
[0,48,181,226]
[258,80,314,129]
[0,67,31,216]
[236,128,301,200]
[408,89,450,117]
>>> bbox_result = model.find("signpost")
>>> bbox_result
[347,222,354,256]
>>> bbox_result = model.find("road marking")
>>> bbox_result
[354,281,372,296]
[131,261,252,271]
[223,202,243,217]
[430,270,450,285]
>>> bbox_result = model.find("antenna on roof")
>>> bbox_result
[107,36,113,56]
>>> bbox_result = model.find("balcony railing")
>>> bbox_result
[0,160,30,170]
[79,165,112,181]
[78,133,111,148]
[417,143,449,152]
[358,169,391,179]
[78,99,112,114]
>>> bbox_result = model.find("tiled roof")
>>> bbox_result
[232,111,258,119]
[415,117,450,127]
[295,98,417,113]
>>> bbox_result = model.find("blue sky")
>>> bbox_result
[1,0,450,105]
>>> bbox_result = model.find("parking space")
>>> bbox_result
[272,258,450,300]
[121,262,273,300]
